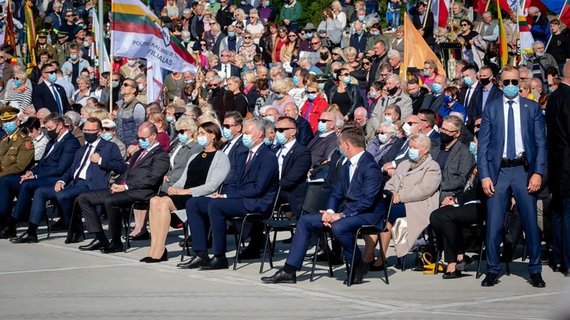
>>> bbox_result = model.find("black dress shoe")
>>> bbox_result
[50,219,68,231]
[563,269,570,277]
[100,241,123,253]
[238,247,261,260]
[200,256,229,270]
[146,249,168,263]
[178,255,210,269]
[10,232,38,244]
[261,269,297,284]
[456,255,473,271]
[481,273,499,287]
[65,232,84,244]
[529,273,546,288]
[177,256,197,268]
[0,226,16,239]
[442,270,462,279]
[178,236,192,248]
[129,231,150,241]
[79,238,109,251]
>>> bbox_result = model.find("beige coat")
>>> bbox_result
[385,155,441,257]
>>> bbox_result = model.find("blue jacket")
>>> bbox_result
[32,132,80,179]
[327,151,384,217]
[295,116,314,146]
[224,143,279,214]
[59,139,127,190]
[277,141,312,216]
[477,96,547,183]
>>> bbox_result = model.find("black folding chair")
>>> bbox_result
[122,185,162,252]
[346,191,393,286]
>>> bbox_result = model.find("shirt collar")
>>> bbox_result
[349,150,365,166]
[319,131,334,138]
[502,95,520,105]
[87,138,101,148]
[249,142,262,155]
[283,139,296,150]
[56,130,69,143]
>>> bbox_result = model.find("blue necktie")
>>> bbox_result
[507,100,516,160]
[343,161,351,188]
[51,85,63,114]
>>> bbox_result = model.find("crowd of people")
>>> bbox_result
[0,0,569,287]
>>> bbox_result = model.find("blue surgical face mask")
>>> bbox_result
[408,148,420,162]
[112,81,120,88]
[318,83,325,90]
[263,137,273,145]
[431,83,443,94]
[305,32,313,38]
[222,127,233,140]
[275,93,284,99]
[463,76,474,87]
[369,91,377,99]
[139,137,151,149]
[79,118,87,126]
[197,135,209,147]
[242,134,254,148]
[292,75,300,86]
[49,73,58,83]
[370,31,380,36]
[3,121,17,134]
[178,132,189,144]
[13,79,21,87]
[276,131,287,145]
[70,54,78,61]
[317,121,328,133]
[166,116,175,123]
[100,132,113,141]
[384,115,393,124]
[423,70,430,77]
[469,141,477,160]
[378,133,388,144]
[358,15,365,21]
[444,95,455,104]
[264,115,275,123]
[228,31,236,37]
[307,93,317,101]
[343,76,352,84]
[503,85,519,99]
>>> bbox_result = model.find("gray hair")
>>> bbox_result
[244,117,266,137]
[354,107,368,117]
[443,115,463,131]
[175,115,198,133]
[386,74,402,85]
[409,133,431,151]
[332,111,345,129]
[64,111,81,127]
[387,49,401,60]
[379,122,398,134]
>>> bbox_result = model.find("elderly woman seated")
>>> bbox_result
[363,133,441,269]
[366,122,400,163]
[430,133,484,279]
[140,122,230,263]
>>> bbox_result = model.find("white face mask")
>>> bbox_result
[402,123,412,137]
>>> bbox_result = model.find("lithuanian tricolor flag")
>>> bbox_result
[111,0,195,72]
[496,0,508,67]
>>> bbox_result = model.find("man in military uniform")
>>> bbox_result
[36,31,58,63]
[0,106,34,235]
[55,32,70,66]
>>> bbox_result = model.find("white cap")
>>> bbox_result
[101,119,116,129]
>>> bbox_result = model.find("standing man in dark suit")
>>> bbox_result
[31,64,70,115]
[283,102,313,146]
[546,62,570,277]
[459,64,483,126]
[11,118,127,243]
[77,122,170,253]
[469,65,503,128]
[0,114,80,240]
[261,126,384,284]
[215,51,242,79]
[410,1,435,47]
[306,111,340,168]
[183,117,279,270]
[477,66,547,288]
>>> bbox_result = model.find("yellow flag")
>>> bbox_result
[403,13,445,77]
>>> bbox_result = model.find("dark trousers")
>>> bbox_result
[11,178,57,221]
[551,195,570,269]
[30,180,90,226]
[285,212,382,270]
[208,198,259,256]
[486,166,541,274]
[430,203,485,263]
[77,189,135,242]
[0,174,21,219]
[186,197,214,252]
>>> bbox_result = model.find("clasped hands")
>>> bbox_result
[319,210,341,227]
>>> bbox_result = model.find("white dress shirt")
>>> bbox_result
[502,95,525,158]
[276,139,296,178]
[73,138,101,180]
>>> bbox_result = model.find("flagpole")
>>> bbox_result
[423,0,432,29]
[545,5,568,51]
[109,6,114,113]
[98,0,104,76]
[518,0,524,66]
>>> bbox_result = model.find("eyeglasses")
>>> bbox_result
[318,119,332,123]
[306,91,317,94]
[66,14,74,17]
[122,82,135,88]
[288,35,297,38]
[276,127,294,132]
[44,70,57,74]
[12,77,20,81]
[222,124,238,129]
[311,42,320,45]
[176,129,187,134]
[102,127,114,132]
[363,62,370,65]
[244,36,252,39]
[502,79,520,86]
[440,128,458,134]
[340,73,349,77]
[137,135,151,140]
[461,23,468,26]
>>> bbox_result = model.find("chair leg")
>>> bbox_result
[310,234,321,282]
[260,225,271,274]
[377,235,389,284]
[505,261,511,275]
[269,230,278,269]
[401,255,407,271]
[123,208,132,253]
[323,232,333,277]
[233,217,249,270]
[347,228,361,287]
[181,223,189,262]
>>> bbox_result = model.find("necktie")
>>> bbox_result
[242,150,254,178]
[132,150,148,168]
[223,141,231,152]
[276,145,286,158]
[343,161,351,187]
[51,85,63,114]
[465,86,472,107]
[506,100,516,160]
[74,144,93,180]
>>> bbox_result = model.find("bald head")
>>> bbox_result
[354,107,368,127]
[564,61,570,82]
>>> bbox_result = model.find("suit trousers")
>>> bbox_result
[11,178,57,221]
[30,180,90,226]
[77,189,135,242]
[186,197,214,252]
[430,203,485,263]
[0,174,21,219]
[551,196,570,269]
[208,198,258,256]
[285,212,382,270]
[486,166,541,274]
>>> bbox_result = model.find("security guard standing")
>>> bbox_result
[0,106,34,236]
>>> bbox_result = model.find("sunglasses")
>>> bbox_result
[0,56,5,59]
[44,70,57,74]
[306,91,317,94]
[122,82,135,88]
[406,121,417,126]
[276,127,294,133]
[363,61,370,65]
[461,23,468,26]
[502,79,519,86]
[176,129,186,134]
[244,36,252,39]
[311,42,319,45]
[222,124,237,129]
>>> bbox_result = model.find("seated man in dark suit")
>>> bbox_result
[77,122,170,253]
[11,118,127,244]
[0,114,80,240]
[283,102,314,146]
[306,111,341,168]
[181,117,279,270]
[261,126,384,285]
[417,109,441,154]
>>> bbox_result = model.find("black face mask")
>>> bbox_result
[47,128,58,141]
[440,132,455,145]
[410,90,421,98]
[387,86,398,96]
[84,132,98,143]
[479,77,492,86]
[320,53,329,60]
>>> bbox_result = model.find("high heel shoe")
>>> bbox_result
[145,248,168,263]
[140,256,153,262]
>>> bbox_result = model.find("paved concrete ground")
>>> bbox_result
[0,227,568,320]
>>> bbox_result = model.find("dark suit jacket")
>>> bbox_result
[410,9,435,45]
[468,84,502,125]
[378,137,406,167]
[420,93,445,113]
[327,151,384,217]
[307,133,339,168]
[349,32,368,54]
[59,139,126,190]
[546,83,570,197]
[459,82,483,123]
[32,132,80,180]
[477,96,547,183]
[118,146,170,200]
[428,129,441,155]
[215,63,241,78]
[32,81,71,114]
[431,140,475,199]
[295,116,314,146]
[224,144,279,214]
[278,141,312,216]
